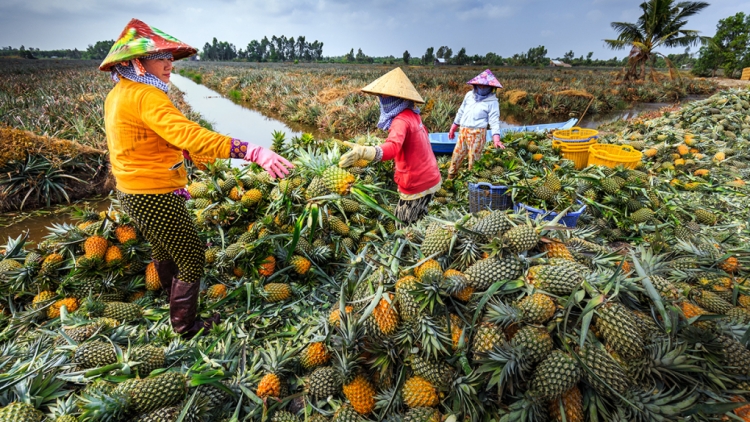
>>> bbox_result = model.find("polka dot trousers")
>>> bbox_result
[117,191,205,284]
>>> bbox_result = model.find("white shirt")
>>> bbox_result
[453,91,501,136]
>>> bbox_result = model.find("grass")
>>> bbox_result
[175,61,717,138]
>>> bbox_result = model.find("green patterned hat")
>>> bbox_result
[99,18,197,71]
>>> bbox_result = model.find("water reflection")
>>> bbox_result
[170,74,307,150]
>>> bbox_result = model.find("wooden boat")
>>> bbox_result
[428,118,578,154]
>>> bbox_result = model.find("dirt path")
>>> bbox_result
[711,78,750,89]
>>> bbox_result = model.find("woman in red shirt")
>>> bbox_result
[339,68,441,225]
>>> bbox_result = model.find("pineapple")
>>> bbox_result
[540,242,575,261]
[471,210,512,240]
[340,198,361,213]
[114,225,137,243]
[328,216,350,236]
[241,189,263,208]
[308,366,342,398]
[525,265,584,295]
[409,354,453,388]
[630,208,655,223]
[403,407,440,422]
[305,177,331,200]
[342,374,376,415]
[548,386,583,422]
[465,257,523,291]
[528,350,581,402]
[595,302,644,360]
[206,284,228,300]
[102,302,143,322]
[32,290,55,308]
[691,290,732,314]
[578,344,629,395]
[47,298,79,319]
[259,256,276,277]
[332,405,364,422]
[471,322,504,360]
[695,209,717,225]
[402,376,439,408]
[328,305,354,327]
[131,345,165,376]
[395,276,420,322]
[444,269,473,301]
[510,325,554,365]
[300,342,330,370]
[257,343,296,399]
[257,373,283,399]
[486,294,556,326]
[415,259,442,282]
[84,235,109,260]
[600,178,620,194]
[421,223,452,258]
[104,245,123,264]
[322,166,355,195]
[364,293,399,339]
[41,253,64,273]
[503,224,540,252]
[264,283,292,302]
[144,262,161,291]
[272,411,299,422]
[0,258,22,273]
[127,372,187,414]
[289,255,312,275]
[187,182,209,198]
[0,402,44,422]
[75,341,117,369]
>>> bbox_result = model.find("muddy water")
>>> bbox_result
[170,73,319,149]
[0,198,112,244]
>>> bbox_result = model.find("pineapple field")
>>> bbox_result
[1,82,750,422]
[174,61,717,138]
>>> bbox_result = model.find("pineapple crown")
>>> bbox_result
[259,341,300,375]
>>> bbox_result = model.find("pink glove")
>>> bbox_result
[245,144,294,179]
[493,134,505,149]
[448,123,459,140]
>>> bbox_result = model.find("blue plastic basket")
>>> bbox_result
[469,183,511,213]
[513,201,587,227]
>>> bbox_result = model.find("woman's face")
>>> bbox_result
[141,58,173,83]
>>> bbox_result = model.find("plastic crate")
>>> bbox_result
[469,183,511,213]
[552,139,598,170]
[587,144,642,169]
[552,127,599,143]
[514,201,587,227]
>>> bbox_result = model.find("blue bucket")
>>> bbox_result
[469,183,511,213]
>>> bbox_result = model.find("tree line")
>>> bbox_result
[201,36,324,62]
[0,40,115,60]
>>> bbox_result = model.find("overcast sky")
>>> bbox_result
[0,0,746,59]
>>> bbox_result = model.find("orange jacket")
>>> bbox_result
[104,78,231,194]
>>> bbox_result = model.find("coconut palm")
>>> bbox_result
[605,0,710,81]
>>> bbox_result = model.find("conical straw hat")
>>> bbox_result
[361,68,425,104]
[467,69,503,88]
[99,19,197,71]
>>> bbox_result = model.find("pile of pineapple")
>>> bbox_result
[1,90,750,421]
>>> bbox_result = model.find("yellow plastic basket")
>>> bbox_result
[552,127,599,142]
[552,139,598,170]
[587,144,643,169]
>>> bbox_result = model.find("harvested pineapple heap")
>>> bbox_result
[1,90,750,421]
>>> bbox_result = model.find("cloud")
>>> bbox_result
[0,0,741,59]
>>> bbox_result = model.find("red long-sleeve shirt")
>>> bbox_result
[379,109,442,195]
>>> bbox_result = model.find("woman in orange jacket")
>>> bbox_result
[100,19,293,337]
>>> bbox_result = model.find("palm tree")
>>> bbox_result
[605,0,709,81]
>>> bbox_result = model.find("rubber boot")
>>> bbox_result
[153,260,178,297]
[169,278,220,338]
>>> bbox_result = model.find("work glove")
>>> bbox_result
[448,123,459,140]
[493,134,505,149]
[244,144,294,179]
[339,141,377,168]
